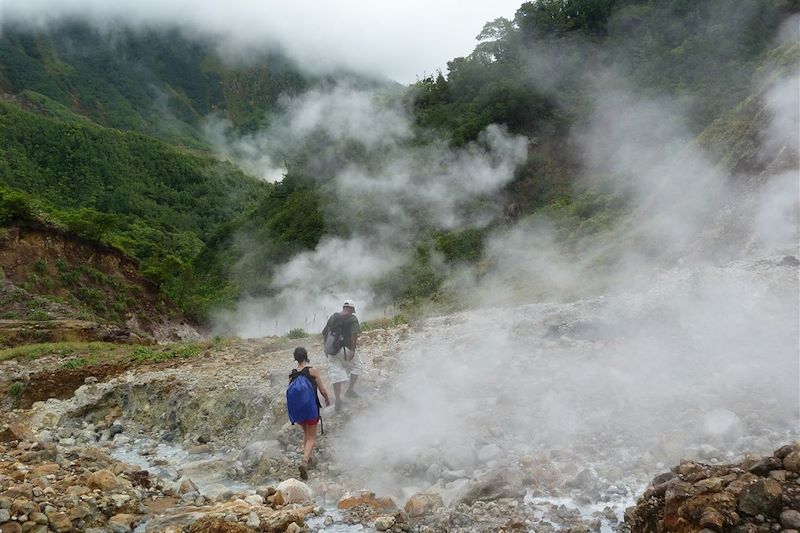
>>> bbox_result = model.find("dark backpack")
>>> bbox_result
[287,369,321,428]
[323,314,349,356]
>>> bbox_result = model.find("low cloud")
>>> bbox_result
[1,0,521,82]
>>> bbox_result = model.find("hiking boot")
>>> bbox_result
[298,462,308,480]
[345,389,360,399]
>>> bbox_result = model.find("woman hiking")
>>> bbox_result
[287,346,331,480]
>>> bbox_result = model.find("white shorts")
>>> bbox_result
[327,348,363,385]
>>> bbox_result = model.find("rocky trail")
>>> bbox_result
[0,253,798,532]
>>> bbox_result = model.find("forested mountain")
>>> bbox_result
[0,0,797,329]
[0,21,312,142]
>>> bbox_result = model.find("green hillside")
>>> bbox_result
[0,96,269,314]
[0,21,311,143]
[0,1,797,327]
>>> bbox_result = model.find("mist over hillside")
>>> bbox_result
[0,0,797,332]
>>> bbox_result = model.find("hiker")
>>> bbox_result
[287,346,330,480]
[321,299,362,412]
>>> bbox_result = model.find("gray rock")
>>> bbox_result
[238,440,282,468]
[477,444,501,463]
[783,452,800,473]
[738,479,782,517]
[774,445,795,459]
[425,463,443,482]
[444,445,476,470]
[109,422,124,437]
[453,467,525,506]
[245,512,260,529]
[442,469,468,482]
[0,509,9,522]
[748,457,782,476]
[781,510,800,530]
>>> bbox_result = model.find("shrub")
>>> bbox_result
[287,328,307,339]
[8,381,25,396]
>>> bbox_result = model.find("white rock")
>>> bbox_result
[374,515,396,531]
[478,444,501,462]
[246,511,260,528]
[244,494,264,505]
[276,478,314,505]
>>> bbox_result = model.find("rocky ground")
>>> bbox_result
[0,253,797,532]
[624,444,800,533]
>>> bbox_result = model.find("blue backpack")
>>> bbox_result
[287,369,322,432]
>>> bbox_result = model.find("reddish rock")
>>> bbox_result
[338,491,398,514]
[404,492,444,517]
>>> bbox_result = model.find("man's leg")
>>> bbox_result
[333,382,343,403]
[345,374,359,398]
[344,350,363,398]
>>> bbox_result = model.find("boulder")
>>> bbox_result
[374,515,396,531]
[108,513,136,533]
[275,478,314,505]
[773,445,795,459]
[245,512,260,529]
[453,468,525,506]
[781,510,800,530]
[444,445,476,470]
[782,451,800,473]
[477,444,501,463]
[404,492,444,517]
[259,507,314,532]
[176,477,199,495]
[737,479,782,517]
[46,511,71,533]
[238,440,282,468]
[747,456,782,476]
[187,516,251,533]
[0,522,23,533]
[87,469,126,491]
[338,491,398,514]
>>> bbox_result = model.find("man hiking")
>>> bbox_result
[322,300,362,412]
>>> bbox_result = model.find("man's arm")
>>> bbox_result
[350,317,360,351]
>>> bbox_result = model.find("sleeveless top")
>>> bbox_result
[290,366,321,409]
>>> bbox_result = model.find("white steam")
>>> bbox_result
[328,67,800,498]
[212,84,528,336]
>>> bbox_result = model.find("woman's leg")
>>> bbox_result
[302,423,316,465]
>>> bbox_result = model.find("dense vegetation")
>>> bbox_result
[0,0,797,324]
[413,0,795,143]
[0,97,267,314]
[0,22,311,143]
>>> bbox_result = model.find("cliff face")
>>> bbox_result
[0,225,199,345]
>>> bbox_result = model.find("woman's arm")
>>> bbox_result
[309,368,331,406]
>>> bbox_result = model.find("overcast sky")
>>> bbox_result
[1,0,524,83]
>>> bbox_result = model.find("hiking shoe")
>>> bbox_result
[334,401,344,413]
[298,463,308,480]
[345,389,360,399]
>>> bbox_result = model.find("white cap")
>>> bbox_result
[342,299,356,310]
